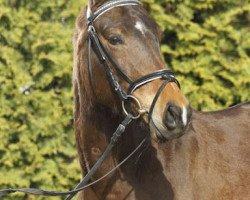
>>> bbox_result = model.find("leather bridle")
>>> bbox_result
[87,0,180,120]
[0,0,181,199]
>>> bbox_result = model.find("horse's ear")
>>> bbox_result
[88,0,107,9]
[87,0,107,18]
[88,0,95,9]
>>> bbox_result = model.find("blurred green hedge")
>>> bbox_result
[0,0,249,199]
[0,0,84,199]
[145,0,250,110]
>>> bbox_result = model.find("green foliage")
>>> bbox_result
[0,0,249,199]
[0,0,85,199]
[144,0,250,110]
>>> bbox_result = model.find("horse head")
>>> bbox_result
[73,0,192,141]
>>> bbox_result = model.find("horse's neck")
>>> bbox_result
[81,103,150,168]
[77,103,175,199]
[86,104,122,135]
[77,103,197,199]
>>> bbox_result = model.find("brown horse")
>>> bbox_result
[73,0,250,199]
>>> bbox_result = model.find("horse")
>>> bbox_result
[73,0,250,199]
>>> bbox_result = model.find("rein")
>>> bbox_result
[0,0,180,199]
[0,115,146,199]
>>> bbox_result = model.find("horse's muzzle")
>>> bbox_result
[163,103,192,133]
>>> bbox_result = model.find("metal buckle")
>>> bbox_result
[122,95,147,119]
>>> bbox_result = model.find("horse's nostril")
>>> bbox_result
[164,104,182,130]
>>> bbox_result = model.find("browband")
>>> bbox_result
[87,0,140,23]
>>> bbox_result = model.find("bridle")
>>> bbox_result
[0,0,180,199]
[87,0,180,120]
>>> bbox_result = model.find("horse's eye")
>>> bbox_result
[108,35,123,45]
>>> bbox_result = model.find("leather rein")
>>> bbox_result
[0,0,180,199]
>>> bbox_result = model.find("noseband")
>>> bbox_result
[0,0,181,199]
[87,0,180,119]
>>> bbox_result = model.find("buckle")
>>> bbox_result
[122,95,147,119]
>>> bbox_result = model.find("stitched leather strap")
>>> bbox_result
[0,115,136,199]
[87,0,140,24]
